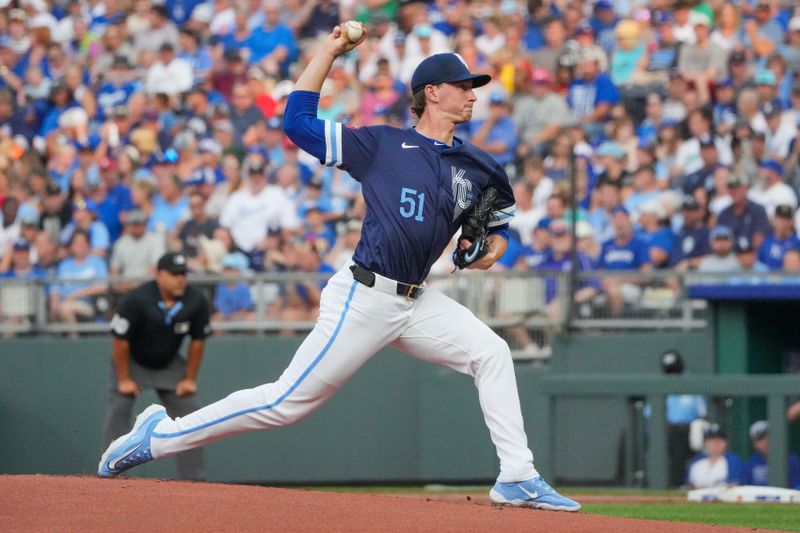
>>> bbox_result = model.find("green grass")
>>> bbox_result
[583,502,800,532]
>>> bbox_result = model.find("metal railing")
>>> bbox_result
[4,269,798,348]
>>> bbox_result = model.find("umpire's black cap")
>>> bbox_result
[661,349,684,374]
[410,53,491,95]
[157,252,188,274]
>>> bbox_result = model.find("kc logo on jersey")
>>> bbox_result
[451,166,474,221]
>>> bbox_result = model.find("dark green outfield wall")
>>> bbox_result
[0,331,713,484]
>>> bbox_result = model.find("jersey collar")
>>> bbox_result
[411,128,464,151]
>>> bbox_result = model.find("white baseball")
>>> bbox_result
[344,21,363,43]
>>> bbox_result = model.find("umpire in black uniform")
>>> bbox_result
[104,252,211,480]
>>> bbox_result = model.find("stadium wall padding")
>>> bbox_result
[0,331,713,484]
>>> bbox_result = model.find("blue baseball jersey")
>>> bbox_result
[284,91,515,284]
[598,235,651,270]
[742,452,800,488]
[758,235,800,270]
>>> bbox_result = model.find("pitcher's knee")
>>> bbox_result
[471,335,512,373]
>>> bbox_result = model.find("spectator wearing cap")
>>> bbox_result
[686,423,745,489]
[567,47,619,142]
[759,102,796,162]
[598,206,652,315]
[647,10,681,73]
[594,141,631,191]
[677,11,728,104]
[229,81,265,149]
[754,69,780,108]
[466,91,517,170]
[149,175,189,234]
[145,43,193,96]
[245,0,298,77]
[513,68,570,158]
[673,195,712,270]
[734,239,769,274]
[681,138,721,196]
[750,160,797,219]
[110,209,166,289]
[675,109,733,177]
[0,238,47,332]
[697,225,741,273]
[712,80,739,137]
[742,420,800,488]
[175,191,219,271]
[219,159,300,259]
[213,252,255,323]
[589,0,620,53]
[538,218,599,318]
[757,204,800,270]
[96,58,139,122]
[728,51,755,96]
[49,229,109,326]
[636,200,676,268]
[60,198,111,256]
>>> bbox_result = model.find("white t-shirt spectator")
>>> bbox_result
[145,57,194,95]
[220,186,301,252]
[749,183,798,219]
[111,232,166,278]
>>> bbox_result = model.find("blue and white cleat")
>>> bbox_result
[98,404,167,478]
[489,476,581,511]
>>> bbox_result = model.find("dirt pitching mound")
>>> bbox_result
[0,475,769,532]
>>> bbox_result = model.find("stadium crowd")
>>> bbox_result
[1,0,800,330]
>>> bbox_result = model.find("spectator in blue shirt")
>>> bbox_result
[149,175,189,234]
[245,0,298,76]
[599,206,652,315]
[59,198,111,256]
[213,252,255,323]
[637,200,676,268]
[758,204,800,270]
[49,229,109,326]
[589,0,620,54]
[467,91,518,169]
[568,47,619,142]
[742,421,800,489]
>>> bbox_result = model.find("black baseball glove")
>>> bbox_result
[453,187,498,269]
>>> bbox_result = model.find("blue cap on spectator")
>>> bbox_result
[73,198,98,215]
[611,205,629,216]
[221,252,249,273]
[653,10,672,25]
[197,138,222,157]
[705,423,726,440]
[12,238,30,251]
[716,78,734,89]
[413,24,433,38]
[410,53,491,95]
[186,167,218,186]
[147,147,179,166]
[596,141,626,159]
[489,91,508,105]
[750,420,768,440]
[74,139,93,152]
[246,145,270,159]
[595,0,613,9]
[710,225,733,240]
[535,218,551,230]
[761,101,781,117]
[755,69,776,86]
[659,118,679,128]
[266,116,282,130]
[575,22,594,36]
[760,159,783,175]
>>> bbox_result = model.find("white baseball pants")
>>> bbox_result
[150,262,537,482]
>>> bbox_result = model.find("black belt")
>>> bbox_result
[349,265,425,300]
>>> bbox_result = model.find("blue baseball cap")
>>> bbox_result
[535,218,551,230]
[410,53,491,95]
[710,225,733,240]
[72,198,98,215]
[12,238,30,251]
[611,205,629,216]
[760,159,783,175]
[595,141,626,159]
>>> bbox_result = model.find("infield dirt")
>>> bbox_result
[0,475,783,532]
